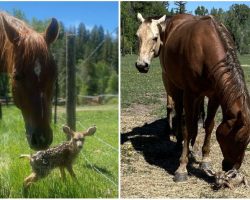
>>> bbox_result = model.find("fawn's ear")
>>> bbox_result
[225,169,237,178]
[204,169,216,177]
[62,125,74,137]
[83,125,96,136]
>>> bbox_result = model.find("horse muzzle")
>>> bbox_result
[135,62,149,73]
[25,124,53,150]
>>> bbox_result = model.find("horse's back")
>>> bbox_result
[162,14,226,94]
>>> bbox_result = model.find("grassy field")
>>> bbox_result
[121,54,250,108]
[0,104,118,198]
[121,54,165,108]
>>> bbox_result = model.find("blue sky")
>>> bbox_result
[169,1,250,14]
[0,1,118,33]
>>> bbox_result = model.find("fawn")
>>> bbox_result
[20,125,96,187]
[205,168,248,190]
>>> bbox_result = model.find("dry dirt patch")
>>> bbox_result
[121,104,250,198]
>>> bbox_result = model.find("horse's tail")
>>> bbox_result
[19,154,31,160]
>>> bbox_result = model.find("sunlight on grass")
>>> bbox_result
[0,105,118,198]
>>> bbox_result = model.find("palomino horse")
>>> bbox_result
[0,12,59,150]
[135,13,250,182]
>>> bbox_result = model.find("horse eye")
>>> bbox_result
[153,37,157,42]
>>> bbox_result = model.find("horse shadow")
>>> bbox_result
[121,117,214,184]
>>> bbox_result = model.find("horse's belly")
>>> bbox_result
[163,60,212,96]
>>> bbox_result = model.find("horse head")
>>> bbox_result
[135,13,166,73]
[2,16,59,150]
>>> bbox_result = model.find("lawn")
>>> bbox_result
[0,104,118,198]
[121,54,250,108]
[121,54,164,108]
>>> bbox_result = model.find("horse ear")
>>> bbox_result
[155,15,167,32]
[137,13,145,23]
[2,16,19,45]
[44,18,59,45]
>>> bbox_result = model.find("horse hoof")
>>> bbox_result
[199,162,210,170]
[174,172,188,182]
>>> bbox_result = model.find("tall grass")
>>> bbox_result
[0,105,118,198]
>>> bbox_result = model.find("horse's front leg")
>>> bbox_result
[200,97,219,170]
[174,92,200,182]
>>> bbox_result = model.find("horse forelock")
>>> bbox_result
[20,33,49,65]
[0,12,49,73]
[211,17,250,115]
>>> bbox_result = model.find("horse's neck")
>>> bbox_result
[221,96,250,125]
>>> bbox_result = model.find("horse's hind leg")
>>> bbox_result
[200,97,219,170]
[172,91,183,150]
[167,94,174,130]
[174,92,200,182]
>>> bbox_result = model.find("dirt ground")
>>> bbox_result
[121,104,250,198]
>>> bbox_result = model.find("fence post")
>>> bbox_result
[66,33,76,133]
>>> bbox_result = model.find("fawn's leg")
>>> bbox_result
[24,172,39,188]
[66,165,79,184]
[60,167,66,180]
[66,165,77,179]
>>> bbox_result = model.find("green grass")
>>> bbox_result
[239,54,250,65]
[121,54,250,109]
[121,54,164,108]
[0,104,118,198]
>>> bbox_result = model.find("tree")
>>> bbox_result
[174,1,187,14]
[224,4,250,53]
[195,6,208,16]
[12,9,28,22]
[210,7,225,21]
[105,70,118,94]
[76,23,89,60]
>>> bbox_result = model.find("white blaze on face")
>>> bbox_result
[136,23,158,65]
[34,59,42,81]
[150,21,160,38]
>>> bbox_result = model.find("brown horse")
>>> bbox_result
[136,13,250,182]
[0,12,59,150]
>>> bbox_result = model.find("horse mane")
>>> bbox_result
[0,12,48,73]
[210,16,250,111]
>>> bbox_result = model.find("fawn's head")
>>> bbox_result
[205,168,238,189]
[62,125,96,149]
